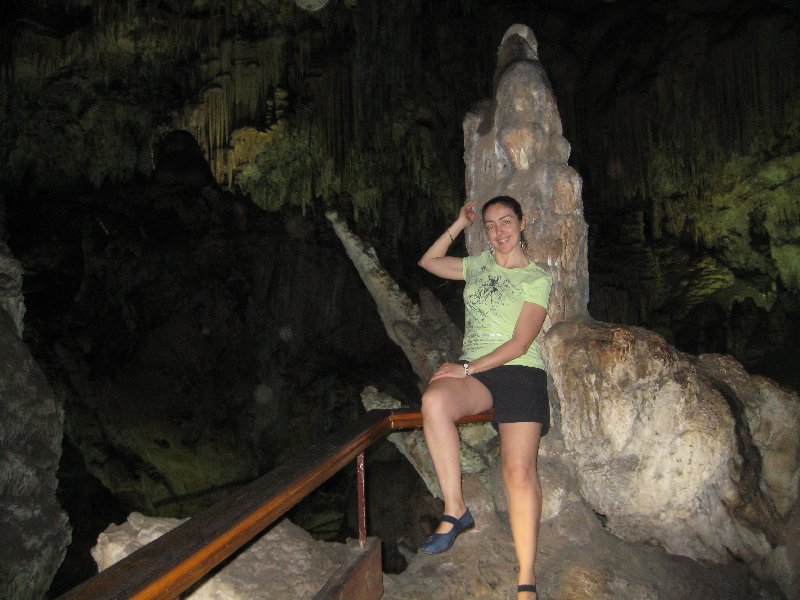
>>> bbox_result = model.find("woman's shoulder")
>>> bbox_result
[522,261,552,282]
[465,250,493,267]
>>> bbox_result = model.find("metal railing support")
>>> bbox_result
[356,451,367,544]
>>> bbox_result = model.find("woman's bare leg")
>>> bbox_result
[498,421,543,598]
[421,377,493,533]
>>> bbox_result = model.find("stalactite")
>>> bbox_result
[574,14,800,221]
[3,26,63,83]
[305,63,352,167]
[5,0,494,237]
[180,33,291,181]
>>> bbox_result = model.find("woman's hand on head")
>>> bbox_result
[429,362,468,382]
[458,200,478,228]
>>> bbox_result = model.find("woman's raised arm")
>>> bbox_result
[418,200,477,280]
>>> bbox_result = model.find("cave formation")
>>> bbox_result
[1,0,799,597]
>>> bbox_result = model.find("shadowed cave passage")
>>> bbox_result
[7,185,427,596]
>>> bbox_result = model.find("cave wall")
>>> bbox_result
[535,1,800,384]
[17,171,403,518]
[0,199,70,598]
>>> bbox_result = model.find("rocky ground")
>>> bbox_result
[95,428,782,599]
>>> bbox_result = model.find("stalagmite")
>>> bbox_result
[325,210,459,382]
[463,23,589,327]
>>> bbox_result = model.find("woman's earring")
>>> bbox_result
[487,242,494,254]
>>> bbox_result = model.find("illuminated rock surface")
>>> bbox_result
[93,515,356,599]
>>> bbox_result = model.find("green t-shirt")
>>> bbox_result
[460,251,552,369]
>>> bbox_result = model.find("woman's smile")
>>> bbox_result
[496,233,514,248]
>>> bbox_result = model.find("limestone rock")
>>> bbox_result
[0,252,24,336]
[381,446,758,600]
[696,353,800,516]
[338,20,793,599]
[91,451,763,600]
[93,514,359,599]
[696,354,800,597]
[541,318,784,566]
[760,501,800,599]
[0,308,70,600]
[91,512,187,572]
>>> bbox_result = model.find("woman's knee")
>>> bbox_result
[421,386,454,421]
[502,458,537,489]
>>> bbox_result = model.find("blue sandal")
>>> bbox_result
[518,583,537,596]
[420,508,474,554]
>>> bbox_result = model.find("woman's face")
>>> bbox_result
[483,202,526,254]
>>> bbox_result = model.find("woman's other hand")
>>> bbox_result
[430,362,468,382]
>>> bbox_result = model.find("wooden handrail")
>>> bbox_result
[390,408,495,429]
[58,407,494,600]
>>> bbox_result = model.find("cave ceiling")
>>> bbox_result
[2,0,799,382]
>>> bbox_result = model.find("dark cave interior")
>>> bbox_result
[1,0,798,596]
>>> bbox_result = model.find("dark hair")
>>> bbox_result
[482,195,523,220]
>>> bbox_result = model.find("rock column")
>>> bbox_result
[0,193,71,599]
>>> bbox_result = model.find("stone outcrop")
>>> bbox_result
[697,353,800,517]
[0,194,25,336]
[0,308,70,598]
[540,319,797,566]
[1,192,70,599]
[95,455,760,600]
[92,514,364,599]
[326,210,463,382]
[381,445,757,600]
[353,23,797,598]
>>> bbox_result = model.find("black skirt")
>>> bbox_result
[471,365,550,435]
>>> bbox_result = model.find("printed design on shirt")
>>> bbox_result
[464,264,522,330]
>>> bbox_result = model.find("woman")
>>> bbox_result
[417,196,551,600]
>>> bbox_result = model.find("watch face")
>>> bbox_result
[295,0,329,10]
